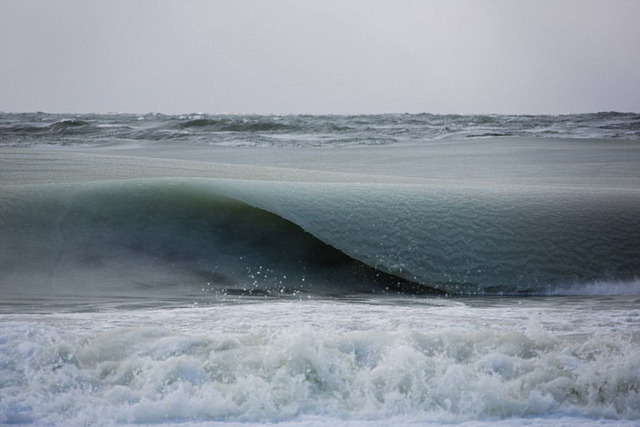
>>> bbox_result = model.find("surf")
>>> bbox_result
[2,114,640,426]
[3,298,640,424]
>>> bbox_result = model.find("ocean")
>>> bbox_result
[1,112,639,425]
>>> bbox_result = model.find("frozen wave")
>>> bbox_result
[1,152,638,298]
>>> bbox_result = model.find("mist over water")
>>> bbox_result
[1,113,639,425]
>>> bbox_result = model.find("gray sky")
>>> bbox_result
[1,0,639,115]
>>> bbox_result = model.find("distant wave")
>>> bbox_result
[2,119,96,139]
[2,112,639,147]
[177,117,291,132]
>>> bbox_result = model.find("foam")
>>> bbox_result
[2,299,639,424]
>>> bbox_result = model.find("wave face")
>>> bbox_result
[1,181,430,305]
[2,111,639,147]
[1,174,639,299]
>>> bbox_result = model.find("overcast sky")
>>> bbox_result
[1,0,639,115]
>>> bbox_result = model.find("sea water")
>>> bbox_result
[1,112,639,425]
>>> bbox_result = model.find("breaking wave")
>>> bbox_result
[2,310,639,424]
[2,177,639,303]
[0,181,436,305]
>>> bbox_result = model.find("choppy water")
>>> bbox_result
[2,111,640,148]
[1,112,639,425]
[2,297,640,426]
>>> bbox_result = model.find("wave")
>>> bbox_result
[2,119,95,139]
[2,174,639,301]
[2,112,639,147]
[0,181,438,304]
[177,117,292,132]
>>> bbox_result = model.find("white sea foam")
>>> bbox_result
[1,298,639,425]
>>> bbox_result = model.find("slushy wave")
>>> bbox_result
[1,177,639,300]
[0,180,431,304]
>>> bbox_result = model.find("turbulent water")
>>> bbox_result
[1,112,639,425]
[2,112,640,148]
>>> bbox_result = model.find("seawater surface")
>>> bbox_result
[1,112,639,425]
